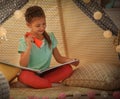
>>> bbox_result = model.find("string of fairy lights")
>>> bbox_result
[73,0,120,54]
[0,0,120,53]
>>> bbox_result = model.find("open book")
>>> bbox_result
[0,59,79,74]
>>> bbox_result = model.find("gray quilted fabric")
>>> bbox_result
[0,72,10,99]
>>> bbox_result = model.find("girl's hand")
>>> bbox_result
[71,59,79,66]
[66,58,80,66]
[24,34,33,49]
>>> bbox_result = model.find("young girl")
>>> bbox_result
[18,6,79,89]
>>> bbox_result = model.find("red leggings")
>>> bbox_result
[18,64,73,89]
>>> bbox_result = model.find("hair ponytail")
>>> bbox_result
[43,31,52,48]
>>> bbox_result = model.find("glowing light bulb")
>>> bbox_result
[0,26,8,40]
[103,30,112,38]
[14,10,23,19]
[93,11,103,20]
[116,45,120,52]
[83,0,90,3]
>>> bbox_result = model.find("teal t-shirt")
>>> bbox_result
[18,32,58,71]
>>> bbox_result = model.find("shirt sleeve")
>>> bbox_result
[49,32,58,49]
[18,37,27,53]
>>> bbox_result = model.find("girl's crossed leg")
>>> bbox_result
[18,64,73,89]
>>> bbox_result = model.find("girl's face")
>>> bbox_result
[27,17,46,35]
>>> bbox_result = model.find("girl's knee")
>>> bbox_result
[63,64,73,74]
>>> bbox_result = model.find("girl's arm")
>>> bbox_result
[19,47,31,67]
[19,35,33,67]
[53,47,79,66]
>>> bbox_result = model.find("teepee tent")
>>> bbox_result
[0,0,120,98]
[0,0,119,65]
